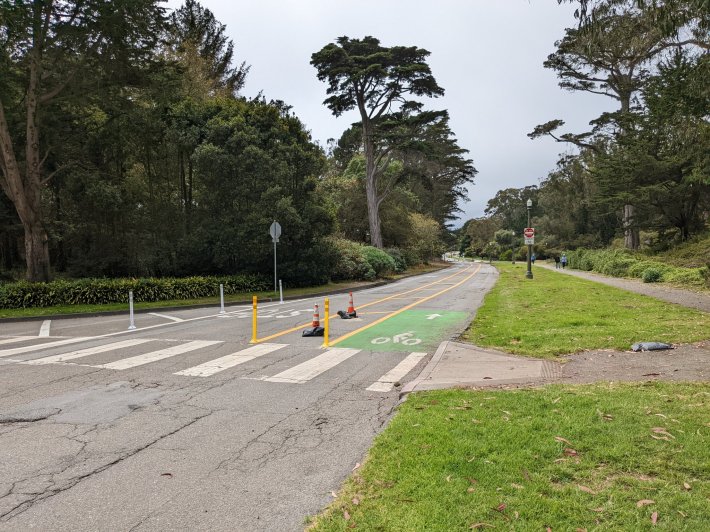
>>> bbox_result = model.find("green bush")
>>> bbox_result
[362,246,397,276]
[0,274,270,309]
[641,268,663,283]
[384,247,407,273]
[662,268,707,287]
[499,249,512,261]
[327,237,376,281]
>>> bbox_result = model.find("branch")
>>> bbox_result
[40,163,75,186]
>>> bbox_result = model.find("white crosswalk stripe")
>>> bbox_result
[25,339,153,365]
[367,352,427,392]
[0,336,94,358]
[175,343,287,377]
[264,348,360,384]
[2,335,422,390]
[94,340,222,370]
[0,336,37,346]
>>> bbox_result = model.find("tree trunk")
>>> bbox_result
[362,121,384,248]
[623,204,639,250]
[24,218,50,282]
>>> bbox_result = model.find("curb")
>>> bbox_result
[399,340,450,399]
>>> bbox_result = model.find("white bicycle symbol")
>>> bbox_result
[371,331,422,346]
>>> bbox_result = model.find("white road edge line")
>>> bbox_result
[366,352,428,392]
[148,312,184,322]
[0,336,37,346]
[175,343,287,377]
[264,348,360,384]
[38,320,51,337]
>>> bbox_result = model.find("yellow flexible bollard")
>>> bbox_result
[250,295,258,343]
[322,298,329,348]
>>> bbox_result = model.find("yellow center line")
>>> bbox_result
[254,264,476,344]
[329,263,482,346]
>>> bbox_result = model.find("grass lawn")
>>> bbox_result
[308,382,710,531]
[462,263,710,358]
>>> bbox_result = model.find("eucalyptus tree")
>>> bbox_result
[0,0,165,281]
[311,36,444,248]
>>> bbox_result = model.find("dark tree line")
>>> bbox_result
[1,3,474,283]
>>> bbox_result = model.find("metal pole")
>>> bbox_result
[279,279,283,304]
[526,206,533,279]
[250,296,258,343]
[219,284,226,315]
[128,291,136,330]
[273,240,277,294]
[322,298,329,348]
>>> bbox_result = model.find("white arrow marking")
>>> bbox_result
[426,314,442,320]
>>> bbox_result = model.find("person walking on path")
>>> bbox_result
[531,253,536,264]
[554,255,560,269]
[561,253,568,269]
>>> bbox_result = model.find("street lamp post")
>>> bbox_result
[526,199,533,279]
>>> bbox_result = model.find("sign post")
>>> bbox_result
[269,221,281,294]
[524,227,535,279]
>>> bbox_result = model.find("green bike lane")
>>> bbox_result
[335,309,471,353]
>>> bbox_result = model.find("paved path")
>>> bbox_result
[537,262,710,312]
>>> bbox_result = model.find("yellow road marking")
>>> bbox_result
[254,265,476,344]
[330,263,482,346]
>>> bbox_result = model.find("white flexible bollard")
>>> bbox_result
[128,291,136,330]
[219,284,226,315]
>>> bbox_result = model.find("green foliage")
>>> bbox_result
[327,238,376,281]
[362,246,397,277]
[384,248,407,273]
[567,248,709,288]
[641,267,663,283]
[0,274,270,309]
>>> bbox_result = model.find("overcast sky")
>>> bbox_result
[166,0,614,225]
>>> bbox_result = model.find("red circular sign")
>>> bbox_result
[523,228,535,238]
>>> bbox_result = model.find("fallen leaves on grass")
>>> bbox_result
[343,510,350,521]
[352,462,361,472]
[650,427,675,440]
[683,482,692,490]
[651,511,658,525]
[578,485,597,495]
[352,497,360,505]
[636,499,655,508]
[554,436,573,445]
[563,448,579,456]
[470,523,493,529]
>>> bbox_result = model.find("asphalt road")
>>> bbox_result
[0,262,497,531]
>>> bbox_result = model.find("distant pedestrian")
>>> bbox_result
[561,253,568,269]
[554,255,560,269]
[531,253,536,264]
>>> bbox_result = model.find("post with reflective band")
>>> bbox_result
[250,296,258,343]
[322,298,329,348]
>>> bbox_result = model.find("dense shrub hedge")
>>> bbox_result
[567,249,709,288]
[328,237,404,281]
[0,274,270,309]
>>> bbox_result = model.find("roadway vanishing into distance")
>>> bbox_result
[0,262,497,531]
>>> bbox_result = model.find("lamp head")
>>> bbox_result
[526,199,532,208]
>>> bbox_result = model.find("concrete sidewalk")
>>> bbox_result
[401,340,561,395]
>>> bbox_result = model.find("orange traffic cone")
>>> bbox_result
[311,304,321,327]
[303,304,324,337]
[347,292,357,318]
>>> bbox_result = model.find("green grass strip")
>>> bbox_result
[308,382,710,531]
[462,263,710,358]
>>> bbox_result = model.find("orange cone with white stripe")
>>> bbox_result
[311,304,321,327]
[347,292,357,318]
